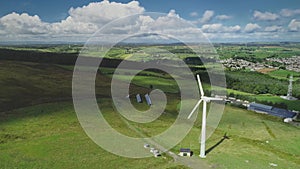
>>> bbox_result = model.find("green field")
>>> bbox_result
[0,44,82,54]
[0,102,177,169]
[1,101,299,168]
[267,69,300,80]
[216,43,300,60]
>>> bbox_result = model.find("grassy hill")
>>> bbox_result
[0,47,299,168]
[1,101,299,168]
[0,102,178,169]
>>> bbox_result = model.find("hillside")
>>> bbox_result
[1,101,299,168]
[0,47,299,168]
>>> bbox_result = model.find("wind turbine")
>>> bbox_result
[187,74,223,158]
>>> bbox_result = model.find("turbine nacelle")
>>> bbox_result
[187,75,223,119]
[201,96,223,103]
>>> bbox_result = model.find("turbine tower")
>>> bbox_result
[281,75,297,100]
[287,75,293,98]
[187,74,222,158]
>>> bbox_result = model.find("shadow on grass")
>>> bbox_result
[206,133,229,155]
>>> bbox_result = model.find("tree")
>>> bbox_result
[279,65,286,70]
[150,84,153,90]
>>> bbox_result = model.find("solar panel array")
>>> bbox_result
[136,94,142,103]
[145,94,152,105]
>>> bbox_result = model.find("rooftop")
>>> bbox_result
[249,102,272,110]
[248,102,296,118]
[180,148,191,153]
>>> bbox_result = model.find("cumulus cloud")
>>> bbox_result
[288,19,300,32]
[244,23,261,33]
[67,0,144,23]
[51,0,145,34]
[0,1,204,42]
[0,12,50,34]
[215,15,232,20]
[280,9,300,17]
[264,25,283,32]
[201,23,240,33]
[0,1,299,42]
[0,0,146,40]
[253,10,279,21]
[148,9,186,31]
[199,10,214,24]
[0,6,204,42]
[141,10,206,41]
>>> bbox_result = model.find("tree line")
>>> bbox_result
[226,70,300,98]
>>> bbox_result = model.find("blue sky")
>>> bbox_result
[0,0,299,42]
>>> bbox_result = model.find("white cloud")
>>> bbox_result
[280,9,300,17]
[264,25,283,32]
[149,10,185,30]
[52,0,145,34]
[67,0,144,23]
[288,19,300,32]
[0,12,50,34]
[0,0,145,40]
[142,10,206,41]
[224,25,241,32]
[215,15,232,20]
[166,9,179,18]
[0,1,299,43]
[201,23,222,33]
[138,15,155,32]
[200,10,214,24]
[253,10,279,21]
[51,17,98,34]
[0,5,206,42]
[201,23,240,33]
[244,23,261,33]
[190,12,198,17]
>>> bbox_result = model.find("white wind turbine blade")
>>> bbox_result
[187,99,203,119]
[197,74,204,97]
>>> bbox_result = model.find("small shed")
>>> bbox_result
[136,94,142,103]
[178,148,192,157]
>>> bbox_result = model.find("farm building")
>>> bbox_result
[178,148,192,157]
[136,94,142,103]
[248,102,296,118]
